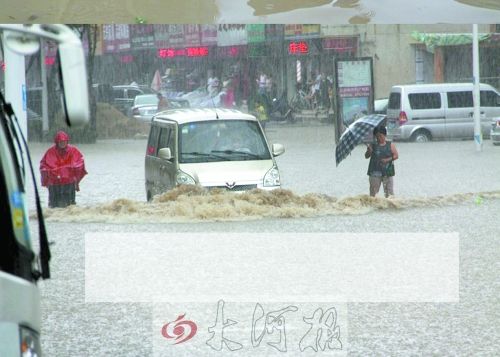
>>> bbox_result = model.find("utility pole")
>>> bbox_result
[472,24,482,152]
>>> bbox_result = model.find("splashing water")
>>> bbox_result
[35,186,500,224]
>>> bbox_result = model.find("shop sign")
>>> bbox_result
[184,25,201,47]
[248,43,268,57]
[157,47,209,58]
[154,25,169,48]
[265,24,284,42]
[130,24,155,50]
[246,24,265,43]
[288,41,309,55]
[217,24,247,46]
[216,45,247,58]
[102,24,130,53]
[322,37,358,53]
[200,25,218,46]
[168,24,185,48]
[120,55,134,63]
[284,24,320,40]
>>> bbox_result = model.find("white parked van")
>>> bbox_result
[145,108,284,200]
[386,83,500,142]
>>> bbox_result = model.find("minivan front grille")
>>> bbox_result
[208,184,258,192]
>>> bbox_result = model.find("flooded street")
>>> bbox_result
[27,123,500,355]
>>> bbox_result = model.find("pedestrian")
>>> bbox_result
[40,131,87,208]
[157,92,169,111]
[364,126,398,197]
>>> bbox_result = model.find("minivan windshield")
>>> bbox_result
[179,120,271,163]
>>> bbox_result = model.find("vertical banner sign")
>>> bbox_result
[334,57,374,142]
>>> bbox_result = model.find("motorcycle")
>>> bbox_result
[269,93,294,123]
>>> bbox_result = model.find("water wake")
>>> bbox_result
[37,185,500,223]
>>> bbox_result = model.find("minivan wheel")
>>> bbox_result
[412,130,431,143]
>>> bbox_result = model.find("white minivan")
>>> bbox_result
[386,83,500,142]
[145,108,285,200]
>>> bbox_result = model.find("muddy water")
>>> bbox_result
[38,185,500,223]
[455,0,500,11]
[3,0,220,23]
[247,0,333,16]
[2,0,499,23]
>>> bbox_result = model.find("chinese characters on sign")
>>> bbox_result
[160,300,343,354]
[157,47,209,58]
[289,41,309,54]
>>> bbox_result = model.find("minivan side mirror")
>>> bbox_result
[158,147,172,160]
[272,143,285,157]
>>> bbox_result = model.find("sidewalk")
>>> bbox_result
[267,109,335,127]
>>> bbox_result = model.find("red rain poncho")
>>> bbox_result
[39,131,87,187]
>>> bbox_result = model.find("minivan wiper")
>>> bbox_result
[182,151,230,161]
[211,150,264,159]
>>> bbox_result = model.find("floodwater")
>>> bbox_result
[39,186,500,223]
[2,0,500,23]
[27,124,500,221]
[26,123,500,356]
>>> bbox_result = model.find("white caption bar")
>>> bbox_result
[85,233,458,303]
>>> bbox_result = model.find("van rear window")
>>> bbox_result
[409,93,441,110]
[388,92,401,110]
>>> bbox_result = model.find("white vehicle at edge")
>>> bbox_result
[0,24,89,356]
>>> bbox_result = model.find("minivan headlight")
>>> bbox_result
[175,170,196,185]
[263,166,280,187]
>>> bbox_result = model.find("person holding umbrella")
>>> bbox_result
[364,126,398,197]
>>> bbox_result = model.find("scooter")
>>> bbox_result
[269,93,294,123]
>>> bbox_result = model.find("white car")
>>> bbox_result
[129,94,189,122]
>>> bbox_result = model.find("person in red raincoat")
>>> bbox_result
[39,131,87,208]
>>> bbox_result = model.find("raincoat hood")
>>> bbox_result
[54,131,70,144]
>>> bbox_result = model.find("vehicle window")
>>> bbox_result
[127,89,142,99]
[158,127,172,156]
[447,91,473,108]
[113,88,125,99]
[146,125,160,156]
[178,120,271,163]
[480,90,500,107]
[388,92,400,110]
[135,95,158,106]
[408,92,441,109]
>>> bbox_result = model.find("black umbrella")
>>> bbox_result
[335,114,386,166]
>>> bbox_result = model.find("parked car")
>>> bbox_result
[145,108,284,201]
[491,117,500,145]
[386,83,500,142]
[374,98,388,115]
[130,94,190,122]
[112,84,155,114]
